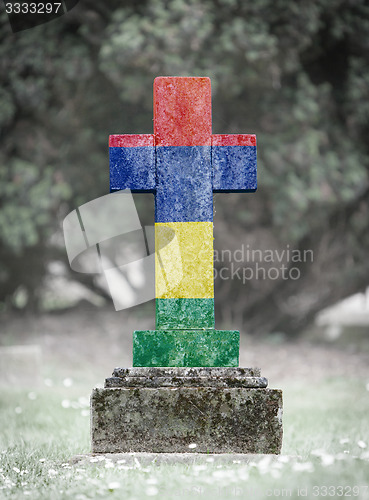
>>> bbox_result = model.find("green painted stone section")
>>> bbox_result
[133,329,239,367]
[155,298,215,329]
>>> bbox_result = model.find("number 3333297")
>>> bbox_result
[5,3,62,14]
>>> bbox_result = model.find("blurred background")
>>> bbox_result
[1,0,369,384]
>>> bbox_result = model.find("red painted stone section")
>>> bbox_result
[212,134,256,147]
[154,77,212,147]
[109,134,155,148]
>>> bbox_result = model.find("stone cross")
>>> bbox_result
[109,77,257,367]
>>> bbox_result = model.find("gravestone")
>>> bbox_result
[91,77,283,453]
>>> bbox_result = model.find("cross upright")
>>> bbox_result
[109,77,257,367]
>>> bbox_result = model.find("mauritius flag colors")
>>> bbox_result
[109,77,257,367]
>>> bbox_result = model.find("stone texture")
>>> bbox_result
[133,329,239,367]
[105,375,268,388]
[109,135,155,148]
[156,298,215,329]
[212,134,257,147]
[154,77,212,147]
[112,367,261,377]
[156,222,213,298]
[212,135,257,193]
[109,134,155,193]
[212,139,257,193]
[93,79,278,457]
[109,78,258,367]
[155,147,212,222]
[107,367,266,388]
[91,384,283,454]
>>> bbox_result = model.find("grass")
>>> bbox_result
[1,377,369,499]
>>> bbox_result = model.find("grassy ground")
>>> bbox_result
[1,308,369,499]
[1,379,369,498]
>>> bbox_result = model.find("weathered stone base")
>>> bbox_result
[91,368,283,454]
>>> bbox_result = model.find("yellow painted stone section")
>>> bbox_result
[155,221,214,299]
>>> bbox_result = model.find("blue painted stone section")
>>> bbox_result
[155,146,213,223]
[110,147,156,193]
[213,146,257,192]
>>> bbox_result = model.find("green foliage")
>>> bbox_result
[99,0,369,244]
[0,0,368,321]
[0,160,71,253]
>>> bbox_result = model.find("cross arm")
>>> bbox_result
[212,134,257,193]
[109,134,156,193]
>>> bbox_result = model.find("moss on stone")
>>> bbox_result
[91,386,283,454]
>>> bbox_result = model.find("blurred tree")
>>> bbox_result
[0,0,368,333]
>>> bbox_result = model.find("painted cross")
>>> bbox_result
[109,77,257,367]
